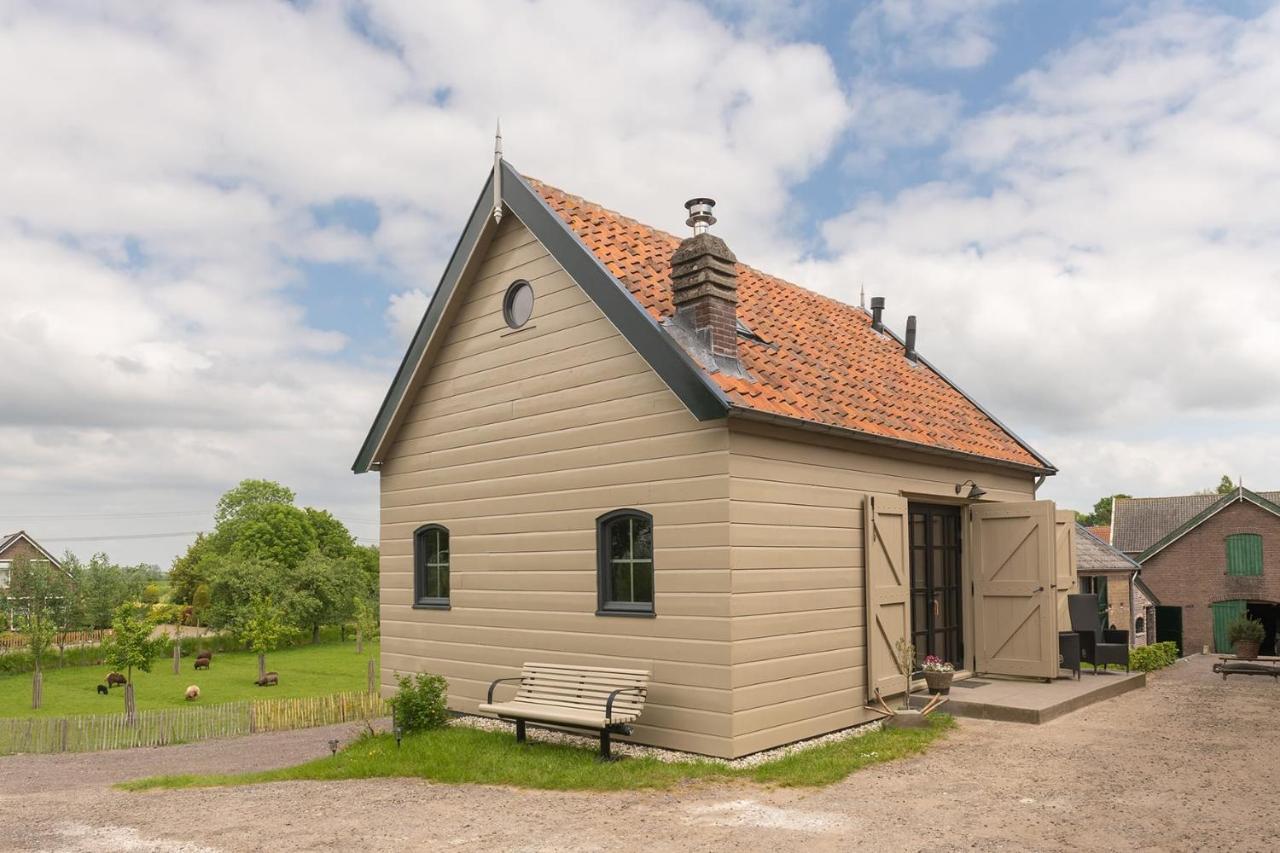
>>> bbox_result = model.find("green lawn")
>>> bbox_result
[121,715,954,792]
[0,640,380,718]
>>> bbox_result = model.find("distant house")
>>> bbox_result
[0,530,62,590]
[0,531,64,630]
[1074,524,1157,647]
[353,157,1083,758]
[1113,488,1280,655]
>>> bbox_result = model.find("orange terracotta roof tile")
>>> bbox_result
[529,177,1047,471]
[1087,525,1112,544]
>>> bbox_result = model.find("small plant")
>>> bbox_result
[387,672,450,733]
[921,655,954,673]
[1227,615,1265,646]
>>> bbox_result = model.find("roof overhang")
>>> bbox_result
[728,407,1055,477]
[352,161,729,473]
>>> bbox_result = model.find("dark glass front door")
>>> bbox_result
[909,503,964,667]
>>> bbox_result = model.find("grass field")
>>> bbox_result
[122,715,954,792]
[0,640,380,718]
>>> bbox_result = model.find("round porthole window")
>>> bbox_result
[503,279,534,329]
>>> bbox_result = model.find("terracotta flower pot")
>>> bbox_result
[924,670,954,695]
[1235,640,1261,660]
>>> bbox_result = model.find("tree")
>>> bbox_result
[1213,475,1236,495]
[1076,494,1132,528]
[353,594,378,656]
[102,603,164,721]
[214,478,296,527]
[78,554,152,628]
[141,583,162,604]
[191,583,211,633]
[237,595,291,682]
[8,557,69,709]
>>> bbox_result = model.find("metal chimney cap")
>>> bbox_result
[684,198,717,234]
[869,296,885,310]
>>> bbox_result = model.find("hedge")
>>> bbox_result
[1129,641,1179,672]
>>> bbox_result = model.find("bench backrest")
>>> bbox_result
[514,662,650,717]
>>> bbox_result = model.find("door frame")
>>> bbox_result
[906,502,966,669]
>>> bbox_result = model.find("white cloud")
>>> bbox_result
[814,4,1280,511]
[0,0,852,563]
[851,0,1012,70]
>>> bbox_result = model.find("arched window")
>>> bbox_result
[597,510,654,616]
[1134,616,1145,635]
[414,525,450,608]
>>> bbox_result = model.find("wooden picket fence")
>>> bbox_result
[0,691,388,755]
[0,629,112,652]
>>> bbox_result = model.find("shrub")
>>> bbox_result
[1227,615,1265,647]
[1129,641,1179,672]
[387,672,449,733]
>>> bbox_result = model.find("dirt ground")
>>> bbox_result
[1,655,1276,852]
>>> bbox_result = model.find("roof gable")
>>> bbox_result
[0,530,63,567]
[1131,488,1280,563]
[355,163,1054,475]
[1113,488,1280,554]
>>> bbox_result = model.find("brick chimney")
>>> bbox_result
[671,198,740,362]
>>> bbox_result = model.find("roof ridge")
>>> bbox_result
[523,174,875,322]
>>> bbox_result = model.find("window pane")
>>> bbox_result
[609,520,631,561]
[439,560,450,598]
[632,518,653,560]
[631,560,653,603]
[424,564,438,599]
[610,560,632,603]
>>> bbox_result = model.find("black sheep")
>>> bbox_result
[96,684,108,696]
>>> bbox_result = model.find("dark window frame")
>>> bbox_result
[502,279,535,329]
[413,524,451,609]
[596,509,655,617]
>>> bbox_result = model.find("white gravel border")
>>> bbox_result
[450,713,885,768]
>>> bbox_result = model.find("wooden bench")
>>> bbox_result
[1214,655,1280,681]
[479,663,649,759]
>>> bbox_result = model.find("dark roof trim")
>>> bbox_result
[352,162,729,473]
[1137,487,1280,563]
[352,171,496,473]
[870,311,1056,474]
[0,530,63,568]
[729,407,1052,477]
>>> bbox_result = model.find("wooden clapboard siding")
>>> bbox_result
[726,420,1035,753]
[377,214,734,756]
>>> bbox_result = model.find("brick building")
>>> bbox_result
[1112,488,1280,655]
[0,531,64,630]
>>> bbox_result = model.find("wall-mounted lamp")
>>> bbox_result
[955,479,986,499]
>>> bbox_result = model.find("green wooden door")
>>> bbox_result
[1211,600,1247,653]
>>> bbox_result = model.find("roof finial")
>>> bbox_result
[492,119,503,224]
[860,282,865,310]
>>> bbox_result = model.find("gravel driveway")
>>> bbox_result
[1,655,1276,852]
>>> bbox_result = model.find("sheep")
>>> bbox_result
[105,672,126,688]
[195,650,213,661]
[194,657,210,670]
[185,685,200,701]
[255,672,279,687]
[96,684,109,696]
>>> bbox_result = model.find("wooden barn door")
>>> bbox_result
[970,501,1059,679]
[864,495,911,699]
[1054,510,1078,628]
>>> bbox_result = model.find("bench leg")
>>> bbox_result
[515,719,526,744]
[599,728,612,761]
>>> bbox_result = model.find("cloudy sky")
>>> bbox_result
[2,0,1278,566]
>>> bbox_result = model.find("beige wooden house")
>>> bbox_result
[354,156,1078,758]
